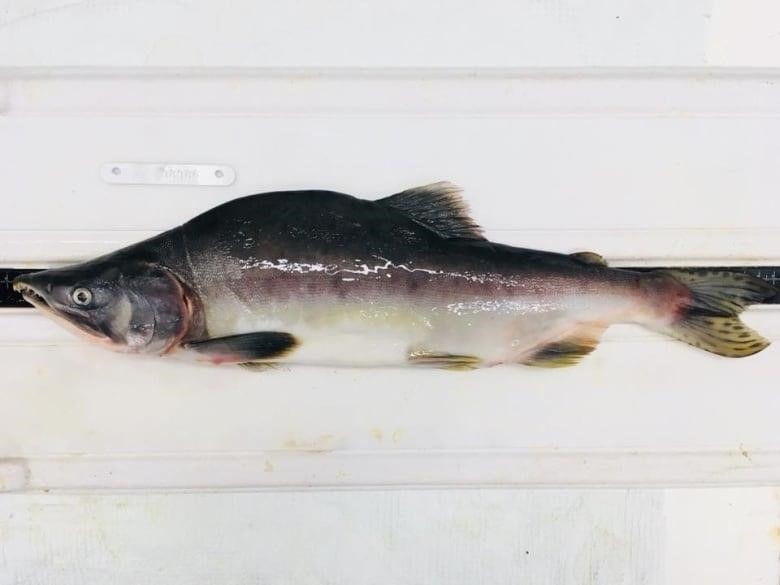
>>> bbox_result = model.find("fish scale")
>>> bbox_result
[3,267,777,307]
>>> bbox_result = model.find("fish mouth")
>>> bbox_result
[13,280,50,309]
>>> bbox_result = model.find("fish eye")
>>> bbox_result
[71,287,93,306]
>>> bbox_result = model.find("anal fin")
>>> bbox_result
[238,362,280,372]
[185,332,298,364]
[522,326,605,368]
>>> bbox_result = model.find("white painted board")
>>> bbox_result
[3,0,780,68]
[0,69,778,490]
[2,488,779,585]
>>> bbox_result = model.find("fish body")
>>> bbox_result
[14,182,775,368]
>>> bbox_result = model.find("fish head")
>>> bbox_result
[13,260,194,354]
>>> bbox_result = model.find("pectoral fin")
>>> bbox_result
[185,332,298,364]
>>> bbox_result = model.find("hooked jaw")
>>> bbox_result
[12,273,114,346]
[12,265,197,355]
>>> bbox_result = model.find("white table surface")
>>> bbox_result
[1,1,779,583]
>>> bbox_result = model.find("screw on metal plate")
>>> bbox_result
[101,163,236,186]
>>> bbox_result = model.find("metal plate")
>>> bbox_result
[100,162,236,186]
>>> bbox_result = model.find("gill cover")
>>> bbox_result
[118,263,194,352]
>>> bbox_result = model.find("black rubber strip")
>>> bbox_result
[1,269,39,308]
[1,266,778,308]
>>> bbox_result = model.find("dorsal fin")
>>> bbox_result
[377,181,485,240]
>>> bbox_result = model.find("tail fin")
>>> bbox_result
[653,269,775,357]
